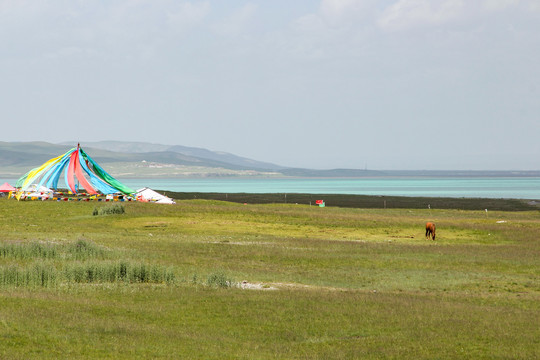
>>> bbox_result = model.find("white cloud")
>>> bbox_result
[212,3,257,37]
[378,0,466,31]
[42,46,98,60]
[282,0,376,60]
[290,0,374,33]
[167,1,210,32]
[293,13,327,34]
[525,0,540,12]
[482,0,520,12]
[319,0,371,23]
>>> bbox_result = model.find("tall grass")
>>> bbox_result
[68,239,108,260]
[64,261,176,284]
[0,263,57,288]
[0,239,176,287]
[0,239,108,261]
[0,262,175,288]
[0,241,58,259]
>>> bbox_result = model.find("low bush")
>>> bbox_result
[206,271,235,288]
[93,204,125,216]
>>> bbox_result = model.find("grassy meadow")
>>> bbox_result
[0,197,538,359]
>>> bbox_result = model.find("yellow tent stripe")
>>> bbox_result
[20,153,67,191]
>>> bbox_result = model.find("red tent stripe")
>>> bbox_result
[73,150,98,195]
[67,151,77,193]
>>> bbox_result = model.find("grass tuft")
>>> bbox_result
[64,261,176,285]
[68,239,108,260]
[206,271,236,288]
[93,204,125,216]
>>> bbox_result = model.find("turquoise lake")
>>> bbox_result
[117,177,540,199]
[5,177,539,199]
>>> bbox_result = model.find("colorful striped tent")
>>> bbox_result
[16,144,134,196]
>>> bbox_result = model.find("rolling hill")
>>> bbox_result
[0,141,286,178]
[61,141,285,171]
[3,141,534,179]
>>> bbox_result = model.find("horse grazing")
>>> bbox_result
[425,222,436,240]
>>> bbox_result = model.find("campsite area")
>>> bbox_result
[0,196,538,359]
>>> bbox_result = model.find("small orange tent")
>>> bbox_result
[0,182,15,192]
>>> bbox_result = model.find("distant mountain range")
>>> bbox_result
[60,141,286,171]
[1,141,539,178]
[0,141,286,178]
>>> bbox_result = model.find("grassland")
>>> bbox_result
[0,197,538,359]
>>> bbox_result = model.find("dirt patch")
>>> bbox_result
[240,281,278,291]
[143,222,169,228]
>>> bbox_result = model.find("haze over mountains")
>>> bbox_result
[0,141,538,179]
[0,141,285,178]
[65,141,285,171]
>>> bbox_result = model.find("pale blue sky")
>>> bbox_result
[1,0,539,170]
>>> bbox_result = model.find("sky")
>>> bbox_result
[1,0,539,170]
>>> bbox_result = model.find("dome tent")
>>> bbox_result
[0,182,15,192]
[135,187,175,204]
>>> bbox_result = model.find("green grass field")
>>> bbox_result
[0,197,538,359]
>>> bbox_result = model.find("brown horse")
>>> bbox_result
[425,222,436,240]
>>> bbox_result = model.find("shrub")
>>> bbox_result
[93,204,125,216]
[206,271,235,288]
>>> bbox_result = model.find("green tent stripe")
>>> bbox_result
[79,148,135,195]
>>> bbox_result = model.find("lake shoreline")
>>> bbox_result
[163,191,540,211]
